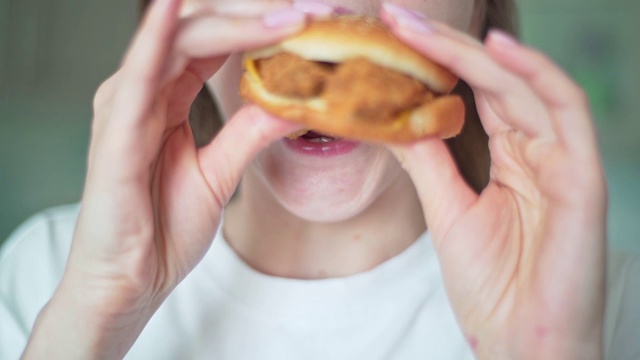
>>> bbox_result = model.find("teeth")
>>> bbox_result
[308,136,335,143]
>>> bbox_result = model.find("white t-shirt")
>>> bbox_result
[0,204,638,359]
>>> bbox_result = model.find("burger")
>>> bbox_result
[239,16,465,143]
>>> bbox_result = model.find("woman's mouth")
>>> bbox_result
[300,131,340,143]
[283,130,358,156]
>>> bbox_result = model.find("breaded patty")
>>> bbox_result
[257,55,433,122]
[323,58,431,122]
[257,53,333,98]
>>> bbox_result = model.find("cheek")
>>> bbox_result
[403,0,475,31]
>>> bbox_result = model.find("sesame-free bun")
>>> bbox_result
[239,16,465,143]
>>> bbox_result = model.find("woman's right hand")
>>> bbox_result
[22,1,330,358]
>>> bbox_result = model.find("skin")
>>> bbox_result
[214,0,474,278]
[21,0,607,359]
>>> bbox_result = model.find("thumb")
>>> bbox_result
[389,137,477,241]
[197,105,300,208]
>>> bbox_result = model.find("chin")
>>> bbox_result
[249,139,404,223]
[278,193,378,223]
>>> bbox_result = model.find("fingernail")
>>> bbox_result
[383,3,427,19]
[333,6,354,15]
[179,1,197,16]
[262,9,306,28]
[382,2,433,34]
[293,0,334,17]
[488,29,518,47]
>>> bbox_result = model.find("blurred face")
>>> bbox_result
[205,0,477,222]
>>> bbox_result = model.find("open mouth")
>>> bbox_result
[299,130,341,143]
[288,130,341,143]
[283,129,357,156]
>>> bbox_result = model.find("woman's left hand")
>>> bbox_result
[382,5,607,359]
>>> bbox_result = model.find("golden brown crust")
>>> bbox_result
[240,72,465,143]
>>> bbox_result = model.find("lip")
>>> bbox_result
[282,136,359,157]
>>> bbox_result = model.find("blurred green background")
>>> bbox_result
[1,0,639,253]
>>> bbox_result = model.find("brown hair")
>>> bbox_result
[139,0,518,193]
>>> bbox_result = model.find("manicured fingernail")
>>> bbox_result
[383,3,427,19]
[293,1,334,17]
[382,3,433,33]
[488,29,518,47]
[333,6,354,15]
[262,9,306,28]
[179,2,197,16]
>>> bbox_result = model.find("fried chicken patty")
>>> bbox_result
[256,54,434,122]
[257,53,334,98]
[324,58,432,122]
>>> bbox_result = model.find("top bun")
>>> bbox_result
[244,16,458,94]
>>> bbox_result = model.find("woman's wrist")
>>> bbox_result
[474,331,603,360]
[507,341,603,360]
[22,278,159,360]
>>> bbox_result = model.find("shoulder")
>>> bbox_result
[1,203,79,271]
[0,204,80,329]
[606,249,640,310]
[605,249,640,359]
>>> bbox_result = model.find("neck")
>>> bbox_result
[223,170,426,280]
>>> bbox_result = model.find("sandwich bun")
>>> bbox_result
[239,16,465,143]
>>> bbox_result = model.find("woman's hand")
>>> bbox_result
[22,0,332,358]
[382,5,607,359]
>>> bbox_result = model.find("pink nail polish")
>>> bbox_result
[293,1,334,17]
[262,9,306,28]
[333,6,354,15]
[383,3,427,19]
[488,29,518,46]
[382,2,433,33]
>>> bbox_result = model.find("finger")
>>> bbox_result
[380,3,483,47]
[292,0,336,19]
[177,9,306,58]
[381,4,553,138]
[381,3,502,94]
[181,0,291,17]
[197,105,301,208]
[164,8,308,83]
[181,0,334,19]
[108,0,183,130]
[165,70,207,127]
[88,0,183,185]
[388,138,478,242]
[485,30,598,156]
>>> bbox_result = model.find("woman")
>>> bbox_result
[1,0,638,358]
